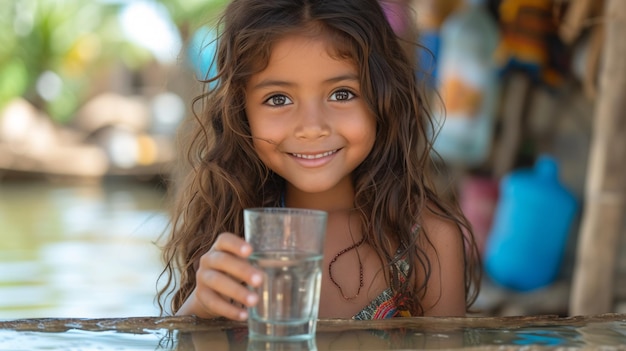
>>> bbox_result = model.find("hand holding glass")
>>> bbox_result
[244,208,327,341]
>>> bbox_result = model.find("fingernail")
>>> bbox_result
[239,310,248,320]
[246,294,258,306]
[241,244,252,255]
[251,273,262,286]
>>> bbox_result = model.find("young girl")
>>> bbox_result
[158,0,480,320]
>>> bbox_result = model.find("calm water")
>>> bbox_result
[0,179,169,320]
[1,316,626,350]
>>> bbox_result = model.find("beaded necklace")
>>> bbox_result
[328,215,365,300]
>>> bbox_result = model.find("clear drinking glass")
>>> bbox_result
[244,208,327,341]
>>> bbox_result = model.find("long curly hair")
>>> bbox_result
[157,0,480,316]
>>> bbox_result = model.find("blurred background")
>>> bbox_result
[0,0,624,320]
[0,0,227,319]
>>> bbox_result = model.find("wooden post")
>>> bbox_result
[569,0,626,315]
[493,72,531,179]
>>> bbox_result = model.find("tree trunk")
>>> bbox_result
[569,0,626,315]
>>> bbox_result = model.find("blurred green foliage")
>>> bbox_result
[0,0,227,124]
[159,0,229,29]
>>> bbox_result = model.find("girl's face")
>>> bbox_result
[245,34,376,195]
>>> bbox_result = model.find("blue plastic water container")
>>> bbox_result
[484,155,578,291]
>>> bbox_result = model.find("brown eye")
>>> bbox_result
[330,89,355,101]
[264,94,292,106]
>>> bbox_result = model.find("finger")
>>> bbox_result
[199,269,259,308]
[195,283,250,321]
[212,233,253,257]
[200,250,263,288]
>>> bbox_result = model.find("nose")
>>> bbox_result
[294,100,330,140]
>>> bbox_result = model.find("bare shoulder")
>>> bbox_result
[417,203,467,316]
[419,204,464,251]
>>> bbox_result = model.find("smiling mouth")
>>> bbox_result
[290,149,339,159]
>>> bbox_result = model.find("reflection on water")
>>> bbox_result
[1,317,626,350]
[0,179,169,319]
[0,329,169,351]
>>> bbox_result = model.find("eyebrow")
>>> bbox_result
[250,74,360,90]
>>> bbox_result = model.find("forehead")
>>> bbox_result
[270,34,336,62]
[247,33,358,85]
[247,26,358,71]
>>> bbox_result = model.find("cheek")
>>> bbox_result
[247,113,274,160]
[347,114,376,149]
[252,135,278,166]
[247,111,280,141]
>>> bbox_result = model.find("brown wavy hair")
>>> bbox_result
[157,0,480,316]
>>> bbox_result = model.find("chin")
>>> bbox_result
[288,179,341,195]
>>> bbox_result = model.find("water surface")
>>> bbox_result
[2,315,626,350]
[0,179,169,319]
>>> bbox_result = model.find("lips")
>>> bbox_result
[290,149,339,159]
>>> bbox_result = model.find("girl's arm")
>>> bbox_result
[419,209,467,317]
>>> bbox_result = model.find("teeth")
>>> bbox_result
[292,150,337,159]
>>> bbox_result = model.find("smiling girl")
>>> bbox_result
[157,0,480,320]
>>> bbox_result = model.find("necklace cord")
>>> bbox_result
[328,214,365,300]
